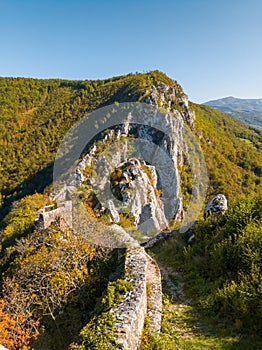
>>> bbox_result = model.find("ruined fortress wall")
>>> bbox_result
[113,247,162,349]
[35,201,72,229]
[35,203,162,350]
[113,247,148,349]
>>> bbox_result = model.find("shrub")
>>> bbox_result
[182,195,262,330]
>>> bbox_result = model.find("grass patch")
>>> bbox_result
[142,223,262,350]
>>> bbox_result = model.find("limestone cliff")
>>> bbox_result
[51,77,195,238]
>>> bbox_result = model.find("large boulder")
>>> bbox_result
[204,194,228,219]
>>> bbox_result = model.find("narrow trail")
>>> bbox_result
[145,253,162,333]
[157,262,186,303]
[155,260,243,349]
[140,253,255,349]
[157,261,197,341]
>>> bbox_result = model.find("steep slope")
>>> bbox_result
[203,96,262,129]
[146,195,262,350]
[0,71,183,219]
[190,103,262,200]
[0,71,262,349]
[0,72,261,222]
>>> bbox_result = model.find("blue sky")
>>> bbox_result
[0,0,261,102]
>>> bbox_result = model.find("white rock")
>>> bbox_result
[204,194,228,218]
[108,200,120,223]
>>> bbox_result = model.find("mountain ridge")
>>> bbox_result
[203,96,262,129]
[0,71,261,221]
[0,71,262,349]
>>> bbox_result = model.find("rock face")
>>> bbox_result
[41,77,196,237]
[108,199,120,223]
[110,158,168,235]
[79,80,194,234]
[143,79,195,126]
[204,194,228,219]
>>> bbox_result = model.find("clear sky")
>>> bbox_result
[0,0,261,103]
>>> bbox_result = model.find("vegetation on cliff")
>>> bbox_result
[0,71,261,348]
[0,195,122,349]
[1,72,261,220]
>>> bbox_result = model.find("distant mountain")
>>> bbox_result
[203,96,262,129]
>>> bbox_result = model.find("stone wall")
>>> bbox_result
[34,202,163,349]
[35,201,72,229]
[113,247,162,349]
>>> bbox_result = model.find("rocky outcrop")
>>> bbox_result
[38,78,196,239]
[143,79,195,127]
[204,194,228,219]
[34,89,203,296]
[36,80,198,245]
[110,158,168,235]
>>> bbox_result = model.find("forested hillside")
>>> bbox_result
[191,103,262,199]
[0,72,176,219]
[0,73,261,221]
[0,71,261,349]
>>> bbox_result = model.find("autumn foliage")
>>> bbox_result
[0,298,39,350]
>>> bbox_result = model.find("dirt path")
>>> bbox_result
[157,263,186,303]
[145,253,162,333]
[157,262,195,340]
